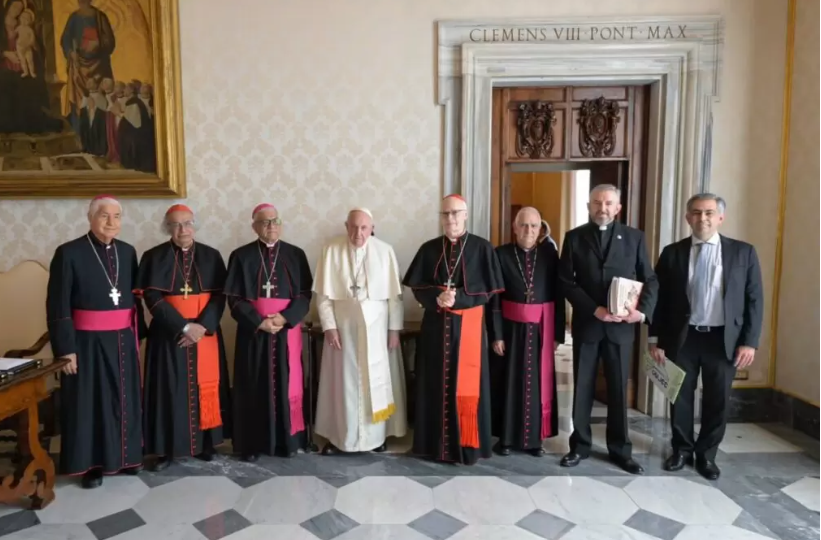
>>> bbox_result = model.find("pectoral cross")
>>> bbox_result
[109,287,121,306]
[444,279,454,290]
[180,282,193,300]
[350,282,361,296]
[525,287,534,303]
[262,281,274,298]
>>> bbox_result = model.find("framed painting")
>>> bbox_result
[0,0,185,198]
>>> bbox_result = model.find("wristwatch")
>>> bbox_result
[182,323,191,334]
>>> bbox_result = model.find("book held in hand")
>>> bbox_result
[608,277,644,317]
[643,352,686,404]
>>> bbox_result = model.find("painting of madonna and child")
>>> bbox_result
[0,0,157,175]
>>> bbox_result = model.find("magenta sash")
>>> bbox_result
[251,298,305,435]
[72,308,140,362]
[501,300,556,439]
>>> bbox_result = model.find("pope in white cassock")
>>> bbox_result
[313,208,408,454]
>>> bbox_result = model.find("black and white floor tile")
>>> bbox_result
[0,339,818,539]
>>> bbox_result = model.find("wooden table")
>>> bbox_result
[0,358,67,510]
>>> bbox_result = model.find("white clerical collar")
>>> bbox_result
[259,238,278,249]
[446,231,467,243]
[692,233,720,246]
[89,231,112,248]
[517,242,536,252]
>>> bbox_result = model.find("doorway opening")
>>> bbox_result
[491,84,651,411]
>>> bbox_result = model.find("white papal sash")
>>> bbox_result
[359,300,395,422]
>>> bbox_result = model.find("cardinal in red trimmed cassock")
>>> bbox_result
[402,194,504,465]
[224,203,313,462]
[46,195,147,489]
[137,204,233,471]
[488,206,566,457]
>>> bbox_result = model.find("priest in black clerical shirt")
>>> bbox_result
[558,184,657,475]
[402,194,504,466]
[224,203,313,462]
[46,195,146,489]
[137,204,232,472]
[489,207,566,457]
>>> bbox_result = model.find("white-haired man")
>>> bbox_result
[558,184,658,474]
[224,203,313,461]
[402,194,505,465]
[313,208,407,454]
[46,195,147,488]
[489,207,566,457]
[137,204,232,471]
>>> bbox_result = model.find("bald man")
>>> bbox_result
[46,195,146,488]
[224,203,313,461]
[313,208,407,454]
[489,207,566,457]
[402,194,504,465]
[137,204,232,471]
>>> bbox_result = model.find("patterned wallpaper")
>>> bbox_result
[0,0,790,384]
[776,0,819,401]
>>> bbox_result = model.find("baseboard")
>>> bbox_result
[729,387,819,440]
[773,390,819,440]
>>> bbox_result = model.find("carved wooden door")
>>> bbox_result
[491,85,649,409]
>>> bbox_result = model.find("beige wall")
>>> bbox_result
[775,0,819,404]
[0,0,790,385]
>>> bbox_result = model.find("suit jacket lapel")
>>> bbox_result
[720,235,734,297]
[678,239,692,309]
[603,221,622,266]
[582,223,602,260]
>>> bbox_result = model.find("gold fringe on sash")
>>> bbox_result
[372,402,396,423]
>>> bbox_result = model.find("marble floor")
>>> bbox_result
[1,341,818,540]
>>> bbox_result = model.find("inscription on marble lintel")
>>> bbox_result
[469,24,688,43]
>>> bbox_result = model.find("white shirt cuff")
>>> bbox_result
[647,337,658,344]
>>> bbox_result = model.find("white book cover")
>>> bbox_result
[0,358,36,371]
[608,277,644,317]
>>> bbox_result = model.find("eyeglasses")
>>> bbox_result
[168,221,195,230]
[255,218,282,227]
[439,210,465,218]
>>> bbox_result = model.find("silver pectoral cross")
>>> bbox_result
[525,287,534,303]
[350,282,361,296]
[262,281,274,298]
[444,279,454,290]
[109,287,121,306]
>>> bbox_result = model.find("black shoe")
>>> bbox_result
[195,450,214,462]
[495,444,511,457]
[695,457,720,480]
[373,443,387,453]
[151,457,172,471]
[663,452,692,472]
[321,443,340,456]
[241,453,259,463]
[611,456,644,475]
[122,465,143,475]
[528,447,545,457]
[81,470,103,489]
[560,452,585,467]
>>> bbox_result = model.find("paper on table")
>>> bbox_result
[643,352,686,404]
[0,358,36,371]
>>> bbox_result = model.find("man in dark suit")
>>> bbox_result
[559,184,658,474]
[649,193,763,480]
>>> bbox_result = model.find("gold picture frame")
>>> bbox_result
[0,0,185,198]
